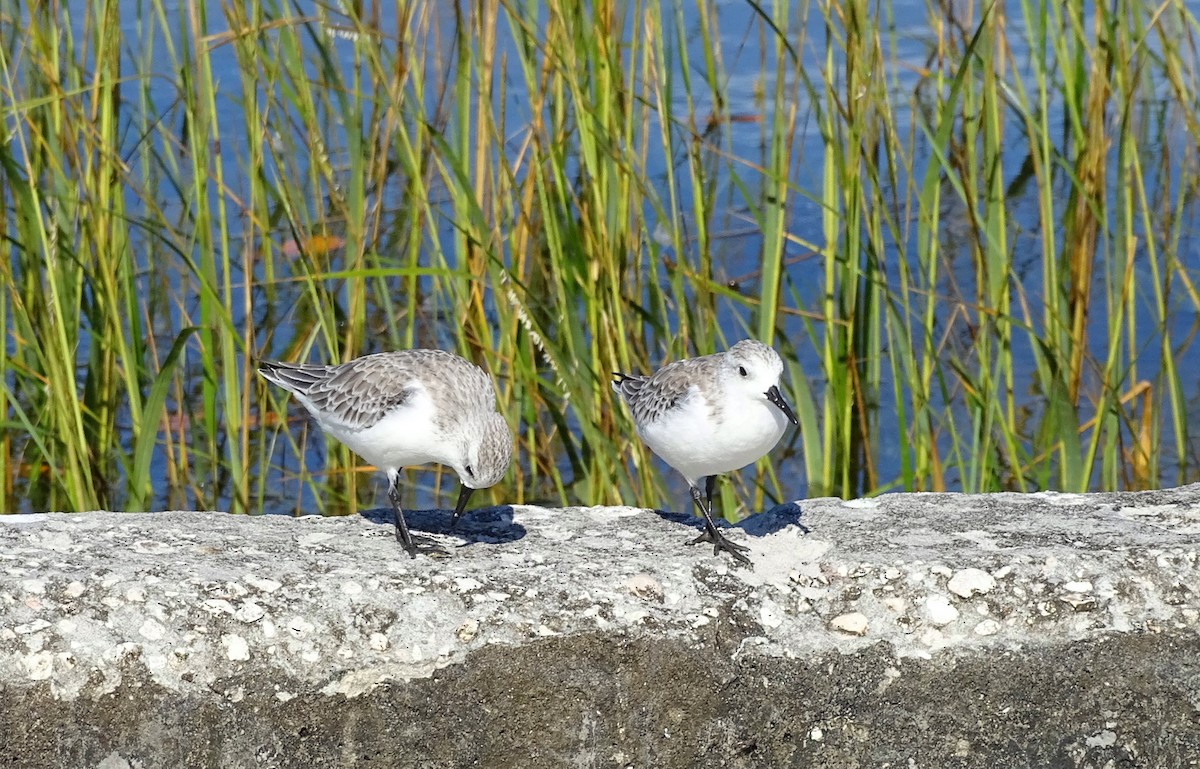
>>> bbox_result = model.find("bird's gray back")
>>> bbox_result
[261,350,495,431]
[614,352,723,425]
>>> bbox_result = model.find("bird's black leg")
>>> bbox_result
[387,471,448,559]
[705,475,716,510]
[685,481,752,566]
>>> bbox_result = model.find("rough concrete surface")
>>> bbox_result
[2,486,1199,768]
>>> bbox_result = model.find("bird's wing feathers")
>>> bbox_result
[260,350,496,432]
[612,365,695,425]
[311,363,417,429]
[260,357,417,431]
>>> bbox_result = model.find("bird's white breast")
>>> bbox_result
[317,384,454,472]
[637,389,787,484]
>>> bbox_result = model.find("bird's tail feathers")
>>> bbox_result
[610,371,646,401]
[257,360,329,395]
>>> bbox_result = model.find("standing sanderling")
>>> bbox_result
[612,339,799,565]
[259,349,512,558]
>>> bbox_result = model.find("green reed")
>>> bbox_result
[0,0,1196,519]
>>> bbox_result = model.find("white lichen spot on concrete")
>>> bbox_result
[974,619,1001,636]
[222,634,250,661]
[830,612,869,636]
[809,726,824,741]
[24,650,53,680]
[947,568,996,598]
[1034,491,1089,505]
[759,602,784,630]
[63,581,86,599]
[131,540,175,555]
[22,579,46,595]
[125,586,147,603]
[1063,580,1093,593]
[235,601,265,623]
[289,617,315,637]
[455,619,480,643]
[957,530,1001,551]
[275,691,295,702]
[223,582,249,598]
[296,532,337,548]
[624,573,664,602]
[342,581,363,597]
[144,601,168,622]
[243,575,282,593]
[925,595,959,626]
[202,598,235,615]
[369,632,389,651]
[842,498,879,509]
[621,607,649,623]
[15,619,51,635]
[875,667,902,695]
[139,619,166,641]
[96,751,133,769]
[453,577,483,593]
[103,643,139,667]
[1060,593,1098,612]
[919,628,946,650]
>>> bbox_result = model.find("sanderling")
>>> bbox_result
[259,349,512,558]
[612,339,799,565]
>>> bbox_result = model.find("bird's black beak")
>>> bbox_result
[766,385,799,426]
[450,483,476,529]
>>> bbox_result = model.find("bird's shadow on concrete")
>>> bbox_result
[647,501,808,538]
[739,501,809,536]
[359,506,525,547]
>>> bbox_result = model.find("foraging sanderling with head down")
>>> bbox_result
[612,339,799,566]
[258,349,512,558]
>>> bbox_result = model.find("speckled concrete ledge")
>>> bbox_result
[2,486,1199,768]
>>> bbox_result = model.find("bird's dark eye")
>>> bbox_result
[465,465,474,477]
[738,366,748,377]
